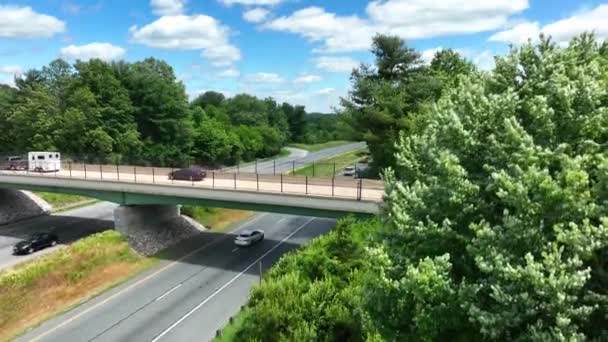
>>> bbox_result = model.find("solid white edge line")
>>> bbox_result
[155,284,182,302]
[150,217,316,342]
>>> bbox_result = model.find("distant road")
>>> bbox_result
[15,214,335,342]
[230,142,366,174]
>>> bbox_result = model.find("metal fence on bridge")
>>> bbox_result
[0,159,384,202]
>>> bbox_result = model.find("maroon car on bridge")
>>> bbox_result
[168,167,207,181]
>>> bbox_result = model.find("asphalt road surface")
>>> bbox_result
[15,213,336,342]
[0,202,117,270]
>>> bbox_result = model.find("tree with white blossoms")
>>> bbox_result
[365,34,608,340]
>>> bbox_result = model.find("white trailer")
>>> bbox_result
[28,152,61,172]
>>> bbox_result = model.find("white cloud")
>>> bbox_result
[0,65,23,75]
[264,7,373,53]
[0,5,66,39]
[314,56,359,73]
[246,72,286,83]
[130,15,241,66]
[421,47,443,65]
[490,5,608,45]
[0,65,22,86]
[472,50,495,71]
[60,43,127,61]
[243,8,270,23]
[294,73,322,84]
[218,68,240,78]
[151,0,186,16]
[314,87,335,95]
[489,22,540,45]
[201,44,241,67]
[264,1,528,53]
[220,0,284,6]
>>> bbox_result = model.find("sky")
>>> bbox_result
[1,0,607,112]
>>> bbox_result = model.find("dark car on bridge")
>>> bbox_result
[13,232,59,255]
[168,167,207,181]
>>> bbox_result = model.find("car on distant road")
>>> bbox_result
[168,167,207,181]
[13,232,59,255]
[234,230,264,247]
[343,166,356,177]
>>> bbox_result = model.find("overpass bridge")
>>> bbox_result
[0,166,383,254]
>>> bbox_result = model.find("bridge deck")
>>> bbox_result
[0,166,384,202]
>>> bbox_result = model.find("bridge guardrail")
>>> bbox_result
[0,162,384,202]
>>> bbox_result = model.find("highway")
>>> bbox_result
[14,213,335,342]
[0,202,117,270]
[226,142,366,174]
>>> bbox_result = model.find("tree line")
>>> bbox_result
[227,34,608,340]
[0,58,342,167]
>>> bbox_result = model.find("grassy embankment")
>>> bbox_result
[0,231,158,342]
[293,148,369,177]
[181,206,254,232]
[34,192,96,210]
[288,140,354,152]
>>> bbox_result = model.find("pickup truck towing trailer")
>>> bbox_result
[28,152,61,172]
[2,156,28,170]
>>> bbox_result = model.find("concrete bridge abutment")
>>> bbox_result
[113,204,204,256]
[0,189,51,225]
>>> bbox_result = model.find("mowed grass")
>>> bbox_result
[293,148,369,177]
[34,192,93,208]
[181,206,255,232]
[0,231,158,342]
[288,140,353,152]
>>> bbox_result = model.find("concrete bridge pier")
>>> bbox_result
[113,204,204,256]
[0,189,51,225]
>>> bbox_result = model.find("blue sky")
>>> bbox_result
[1,0,607,112]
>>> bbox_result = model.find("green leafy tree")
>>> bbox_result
[341,35,474,173]
[192,91,225,109]
[119,58,192,161]
[366,34,608,340]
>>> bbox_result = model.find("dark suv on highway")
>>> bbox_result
[13,232,59,255]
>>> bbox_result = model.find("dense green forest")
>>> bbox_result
[224,34,608,340]
[0,58,341,167]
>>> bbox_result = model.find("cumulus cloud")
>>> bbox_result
[294,73,322,84]
[220,0,284,6]
[246,72,286,83]
[472,50,495,71]
[0,5,66,39]
[421,47,443,65]
[218,68,240,78]
[130,15,241,66]
[264,1,528,53]
[0,65,23,86]
[243,8,270,23]
[264,7,372,53]
[314,56,359,73]
[490,5,608,45]
[151,0,186,16]
[60,43,127,61]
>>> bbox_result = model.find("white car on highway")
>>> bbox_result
[234,230,265,247]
